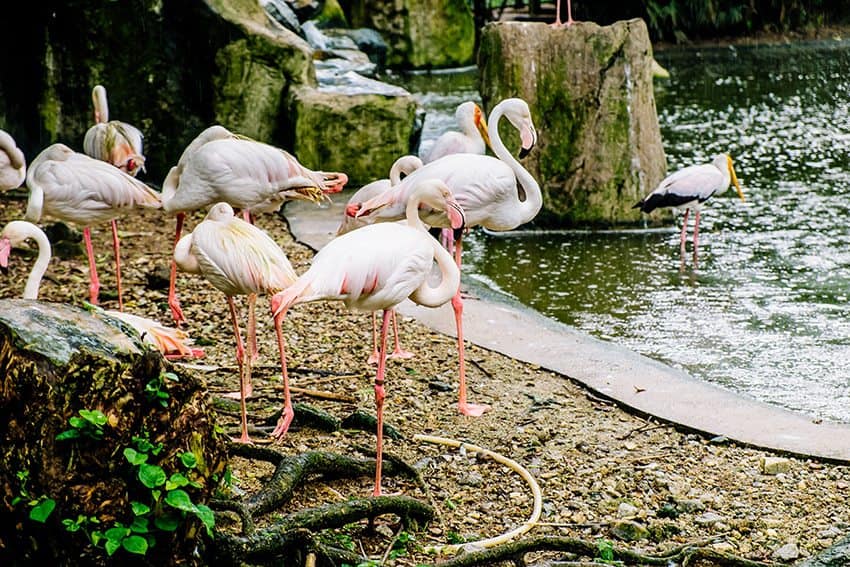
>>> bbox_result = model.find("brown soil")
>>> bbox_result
[1,193,848,566]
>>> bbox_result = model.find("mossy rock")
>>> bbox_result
[479,19,669,227]
[284,84,419,185]
[0,299,227,564]
[346,0,475,68]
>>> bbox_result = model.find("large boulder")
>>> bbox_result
[0,300,227,564]
[284,77,419,186]
[479,19,669,227]
[344,0,475,68]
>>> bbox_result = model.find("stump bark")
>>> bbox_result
[0,299,227,564]
[479,19,669,227]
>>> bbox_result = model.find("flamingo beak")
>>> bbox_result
[518,122,537,159]
[321,172,348,194]
[728,156,744,201]
[445,198,465,231]
[0,237,10,269]
[474,106,493,153]
[354,198,387,218]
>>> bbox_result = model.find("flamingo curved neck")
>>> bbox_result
[410,239,459,308]
[405,195,428,232]
[488,103,542,225]
[24,182,44,224]
[22,225,52,300]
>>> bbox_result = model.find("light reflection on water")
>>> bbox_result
[390,41,850,423]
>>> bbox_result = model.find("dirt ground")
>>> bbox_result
[1,192,849,566]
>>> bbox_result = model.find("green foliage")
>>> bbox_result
[56,409,108,441]
[13,469,57,523]
[87,434,214,559]
[445,530,466,544]
[596,538,619,563]
[145,371,178,408]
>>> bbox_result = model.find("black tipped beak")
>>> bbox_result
[519,147,531,159]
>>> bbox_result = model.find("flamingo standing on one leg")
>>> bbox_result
[271,179,464,496]
[83,85,147,312]
[0,130,26,191]
[338,154,424,364]
[24,144,162,306]
[420,101,492,164]
[173,202,299,444]
[347,98,541,417]
[551,0,575,27]
[633,153,745,265]
[0,220,199,359]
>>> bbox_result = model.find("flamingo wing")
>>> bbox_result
[191,216,297,296]
[297,223,434,312]
[0,130,26,190]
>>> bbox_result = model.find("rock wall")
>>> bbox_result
[285,83,419,185]
[479,19,669,226]
[344,0,475,68]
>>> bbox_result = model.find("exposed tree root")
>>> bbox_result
[342,408,403,440]
[210,444,434,565]
[435,535,775,567]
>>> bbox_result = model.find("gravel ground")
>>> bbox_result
[1,193,848,566]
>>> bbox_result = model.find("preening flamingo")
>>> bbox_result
[162,125,348,346]
[0,130,26,190]
[349,97,541,417]
[271,179,464,496]
[633,154,744,263]
[173,202,298,444]
[338,154,424,364]
[420,101,492,164]
[24,143,161,306]
[83,84,147,311]
[0,220,198,359]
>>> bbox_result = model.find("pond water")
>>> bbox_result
[388,39,850,424]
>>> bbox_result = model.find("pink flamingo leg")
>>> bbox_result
[227,296,252,444]
[247,293,259,360]
[388,310,414,360]
[271,309,295,440]
[168,212,187,325]
[111,220,124,311]
[452,237,490,417]
[83,227,100,305]
[679,208,690,257]
[693,210,701,265]
[551,0,575,27]
[367,312,380,365]
[373,309,392,496]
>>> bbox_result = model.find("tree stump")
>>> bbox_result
[479,19,669,227]
[0,299,227,564]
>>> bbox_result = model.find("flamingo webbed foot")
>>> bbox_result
[458,401,491,417]
[367,351,380,365]
[271,405,295,440]
[231,433,254,444]
[168,300,187,327]
[388,348,414,360]
[221,383,254,400]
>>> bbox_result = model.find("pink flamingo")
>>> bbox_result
[420,101,492,164]
[271,179,464,496]
[24,143,161,306]
[162,126,347,375]
[0,220,199,359]
[347,98,540,417]
[338,154,424,364]
[82,84,147,312]
[551,0,575,27]
[0,130,26,191]
[173,202,298,444]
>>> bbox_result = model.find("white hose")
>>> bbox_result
[413,434,543,555]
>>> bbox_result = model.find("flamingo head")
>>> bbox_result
[416,179,465,231]
[205,202,236,222]
[319,171,348,194]
[122,154,147,177]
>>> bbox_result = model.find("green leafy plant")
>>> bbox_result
[388,530,415,560]
[56,409,108,441]
[89,436,213,558]
[145,371,178,408]
[13,469,57,523]
[596,538,617,563]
